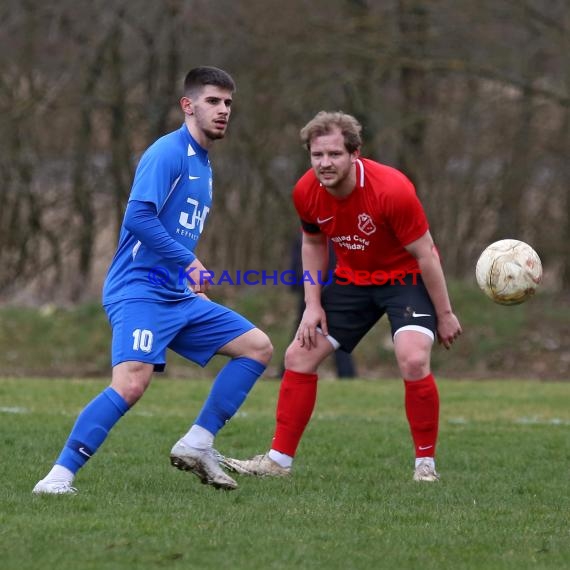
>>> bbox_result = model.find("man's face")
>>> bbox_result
[309,128,357,189]
[182,85,233,141]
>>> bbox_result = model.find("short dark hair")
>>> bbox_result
[300,111,362,153]
[183,66,236,97]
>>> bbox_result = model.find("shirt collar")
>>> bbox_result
[355,158,365,187]
[180,123,208,160]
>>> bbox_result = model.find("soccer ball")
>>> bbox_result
[475,239,542,305]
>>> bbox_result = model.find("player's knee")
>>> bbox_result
[398,353,430,379]
[124,382,147,404]
[256,333,274,365]
[244,329,273,365]
[112,361,152,405]
[284,343,322,372]
[283,347,299,370]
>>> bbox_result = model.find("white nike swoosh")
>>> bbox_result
[78,447,91,457]
[412,312,431,318]
[188,175,200,180]
[418,445,433,450]
[317,216,334,224]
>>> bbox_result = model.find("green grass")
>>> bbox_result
[1,377,569,570]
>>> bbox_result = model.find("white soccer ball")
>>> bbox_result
[475,239,542,305]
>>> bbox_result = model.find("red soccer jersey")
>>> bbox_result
[292,158,429,285]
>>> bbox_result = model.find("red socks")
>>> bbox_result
[271,370,437,459]
[271,369,318,457]
[404,374,439,458]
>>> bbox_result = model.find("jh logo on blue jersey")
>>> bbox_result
[179,198,210,232]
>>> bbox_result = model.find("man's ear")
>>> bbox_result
[180,96,193,116]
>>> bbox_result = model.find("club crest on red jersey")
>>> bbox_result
[357,213,376,236]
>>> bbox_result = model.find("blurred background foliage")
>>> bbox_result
[0,0,568,302]
[0,0,568,378]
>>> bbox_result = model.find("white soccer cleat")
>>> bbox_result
[221,453,291,478]
[170,440,238,490]
[413,459,440,482]
[32,479,78,495]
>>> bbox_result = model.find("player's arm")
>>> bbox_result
[123,201,210,294]
[126,142,212,293]
[124,200,195,266]
[298,230,329,348]
[405,230,462,349]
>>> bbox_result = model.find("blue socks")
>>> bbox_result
[55,387,129,474]
[54,358,264,473]
[195,356,265,435]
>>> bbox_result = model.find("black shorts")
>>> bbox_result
[321,273,437,353]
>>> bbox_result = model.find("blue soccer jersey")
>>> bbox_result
[103,124,213,304]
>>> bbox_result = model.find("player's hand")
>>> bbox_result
[183,258,213,294]
[297,304,328,349]
[437,312,462,349]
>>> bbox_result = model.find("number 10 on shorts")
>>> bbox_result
[132,329,154,352]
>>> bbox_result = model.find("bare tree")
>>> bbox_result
[0,0,567,301]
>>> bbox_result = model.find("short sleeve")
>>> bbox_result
[383,177,429,246]
[129,138,183,209]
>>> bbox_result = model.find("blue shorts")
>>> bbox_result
[104,296,255,370]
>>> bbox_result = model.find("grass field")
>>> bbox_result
[1,377,569,570]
